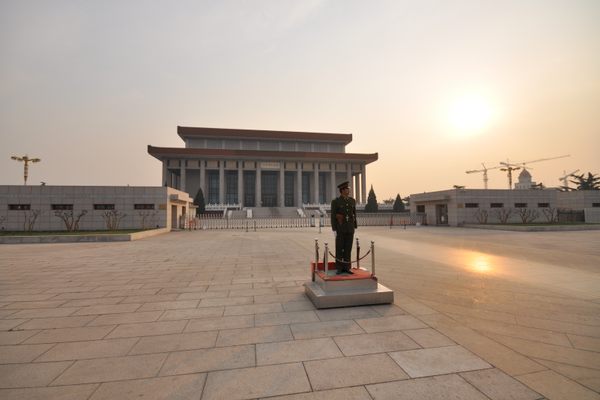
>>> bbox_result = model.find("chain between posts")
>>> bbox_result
[313,238,376,277]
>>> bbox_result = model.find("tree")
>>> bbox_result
[493,208,513,224]
[393,194,405,212]
[517,208,539,224]
[569,172,600,190]
[102,210,127,230]
[54,210,88,231]
[194,188,206,215]
[364,185,378,212]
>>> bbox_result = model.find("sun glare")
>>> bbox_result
[448,95,493,136]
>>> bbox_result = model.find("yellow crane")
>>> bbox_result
[499,155,570,189]
[465,163,502,189]
[10,155,41,185]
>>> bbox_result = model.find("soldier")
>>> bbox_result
[330,181,357,274]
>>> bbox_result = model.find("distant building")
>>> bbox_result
[514,169,538,189]
[410,188,600,226]
[148,127,378,207]
[0,186,195,231]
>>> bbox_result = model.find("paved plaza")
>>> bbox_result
[0,227,599,399]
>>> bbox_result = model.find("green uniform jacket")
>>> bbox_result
[330,196,357,233]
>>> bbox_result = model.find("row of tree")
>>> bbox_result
[364,186,406,212]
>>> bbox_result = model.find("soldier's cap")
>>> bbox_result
[337,181,350,190]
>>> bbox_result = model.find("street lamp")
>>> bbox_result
[10,155,41,185]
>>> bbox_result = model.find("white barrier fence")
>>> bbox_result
[190,213,425,230]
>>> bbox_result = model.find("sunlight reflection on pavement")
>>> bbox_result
[370,233,600,300]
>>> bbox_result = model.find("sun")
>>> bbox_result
[448,95,493,136]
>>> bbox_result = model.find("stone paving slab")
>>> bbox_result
[202,362,311,400]
[256,337,342,365]
[0,384,98,400]
[159,344,255,375]
[89,374,206,400]
[333,330,420,356]
[0,361,72,388]
[262,386,372,400]
[51,353,167,385]
[37,338,139,362]
[388,345,491,378]
[366,374,490,400]
[460,368,541,400]
[129,331,218,354]
[517,370,600,400]
[1,227,599,399]
[304,353,409,390]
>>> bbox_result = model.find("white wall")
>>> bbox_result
[0,186,195,231]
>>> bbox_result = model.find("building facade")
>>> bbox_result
[411,188,600,226]
[0,186,195,231]
[148,127,378,207]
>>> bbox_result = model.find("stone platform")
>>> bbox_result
[305,261,394,308]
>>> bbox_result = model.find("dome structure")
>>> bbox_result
[515,168,536,189]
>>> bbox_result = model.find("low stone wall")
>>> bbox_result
[0,228,170,245]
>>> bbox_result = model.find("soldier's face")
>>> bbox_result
[341,187,350,197]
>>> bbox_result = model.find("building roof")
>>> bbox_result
[147,145,378,164]
[518,168,532,179]
[177,126,353,144]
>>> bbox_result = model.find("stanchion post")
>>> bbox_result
[254,220,256,232]
[356,237,360,269]
[371,241,375,277]
[324,242,329,276]
[313,239,318,282]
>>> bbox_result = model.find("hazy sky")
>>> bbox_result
[1,0,599,199]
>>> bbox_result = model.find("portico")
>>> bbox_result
[148,127,377,207]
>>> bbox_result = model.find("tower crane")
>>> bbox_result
[10,155,41,185]
[559,169,580,189]
[465,163,502,189]
[499,155,570,189]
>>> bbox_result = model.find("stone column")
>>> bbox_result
[180,162,186,192]
[256,162,262,207]
[162,161,168,186]
[238,161,243,206]
[279,162,285,207]
[361,164,367,205]
[219,161,225,204]
[296,163,302,208]
[346,163,353,198]
[354,173,360,203]
[313,163,319,204]
[200,160,206,196]
[330,167,336,203]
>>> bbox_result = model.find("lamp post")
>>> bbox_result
[10,155,41,185]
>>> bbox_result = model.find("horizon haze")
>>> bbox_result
[1,0,599,200]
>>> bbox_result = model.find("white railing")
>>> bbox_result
[192,212,425,230]
[205,203,241,211]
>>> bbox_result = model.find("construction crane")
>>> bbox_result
[499,155,570,189]
[10,155,41,185]
[559,169,580,189]
[465,163,502,189]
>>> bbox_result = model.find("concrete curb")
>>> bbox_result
[0,228,170,244]
[463,224,600,232]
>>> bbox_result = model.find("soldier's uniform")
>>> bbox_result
[330,182,357,274]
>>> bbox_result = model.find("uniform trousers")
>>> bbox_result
[335,231,354,272]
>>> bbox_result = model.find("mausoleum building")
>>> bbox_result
[148,127,378,208]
